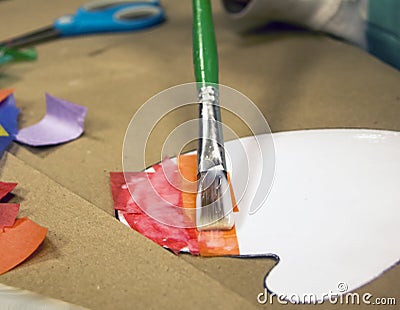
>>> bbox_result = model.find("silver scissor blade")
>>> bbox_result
[0,26,60,49]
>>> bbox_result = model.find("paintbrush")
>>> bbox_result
[192,0,234,230]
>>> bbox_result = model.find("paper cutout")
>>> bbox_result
[0,182,48,275]
[0,89,14,103]
[0,93,19,156]
[0,218,48,275]
[0,125,9,137]
[16,93,87,146]
[234,130,400,301]
[0,183,19,230]
[112,156,240,255]
[115,129,400,302]
[0,47,37,65]
[0,203,20,230]
[0,182,17,202]
[111,167,200,255]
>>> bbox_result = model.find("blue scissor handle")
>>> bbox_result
[54,0,165,36]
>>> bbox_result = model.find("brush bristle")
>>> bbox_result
[196,168,235,231]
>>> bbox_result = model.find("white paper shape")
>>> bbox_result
[226,129,400,301]
[119,129,400,301]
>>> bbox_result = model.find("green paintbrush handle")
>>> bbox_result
[192,0,219,87]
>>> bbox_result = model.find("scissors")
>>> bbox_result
[0,0,165,49]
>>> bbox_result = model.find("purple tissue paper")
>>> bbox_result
[16,93,87,146]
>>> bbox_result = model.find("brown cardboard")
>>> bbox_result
[0,0,399,308]
[0,153,254,309]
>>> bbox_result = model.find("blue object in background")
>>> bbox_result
[54,0,165,36]
[0,0,165,49]
[0,94,19,157]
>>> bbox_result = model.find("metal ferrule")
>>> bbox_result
[197,86,227,174]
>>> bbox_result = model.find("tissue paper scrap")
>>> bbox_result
[0,92,19,156]
[0,183,19,230]
[0,125,9,137]
[0,182,48,275]
[0,89,14,103]
[110,165,200,255]
[0,47,37,65]
[111,155,240,256]
[16,93,87,146]
[0,218,48,275]
[0,203,20,230]
[0,182,17,201]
